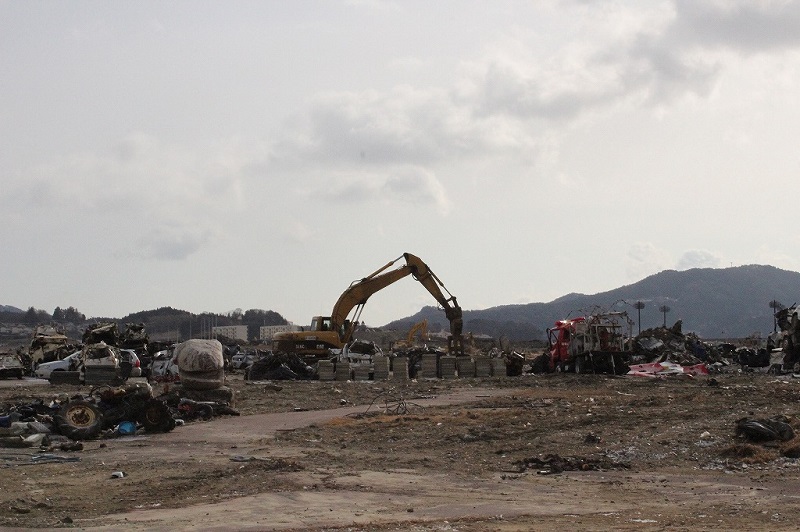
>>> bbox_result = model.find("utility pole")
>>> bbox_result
[658,305,671,327]
[634,301,645,336]
[769,299,784,333]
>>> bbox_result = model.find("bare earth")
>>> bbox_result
[3,371,800,530]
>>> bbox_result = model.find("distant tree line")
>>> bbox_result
[1,305,288,342]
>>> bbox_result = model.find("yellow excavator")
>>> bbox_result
[273,253,464,360]
[392,319,429,350]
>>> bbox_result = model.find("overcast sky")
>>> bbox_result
[3,0,800,327]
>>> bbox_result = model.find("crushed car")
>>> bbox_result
[231,350,259,371]
[29,324,76,365]
[149,346,179,382]
[0,352,24,379]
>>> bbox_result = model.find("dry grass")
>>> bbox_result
[718,443,778,463]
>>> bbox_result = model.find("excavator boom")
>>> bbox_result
[273,252,464,359]
[332,253,462,344]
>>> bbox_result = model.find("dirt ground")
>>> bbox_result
[3,368,800,530]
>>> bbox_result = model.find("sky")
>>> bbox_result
[3,0,800,327]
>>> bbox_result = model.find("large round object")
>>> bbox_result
[55,401,103,440]
[174,339,225,390]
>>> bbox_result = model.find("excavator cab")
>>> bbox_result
[311,317,333,332]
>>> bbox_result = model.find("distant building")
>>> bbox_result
[211,325,248,342]
[260,323,301,341]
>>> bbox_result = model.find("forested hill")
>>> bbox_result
[385,264,800,341]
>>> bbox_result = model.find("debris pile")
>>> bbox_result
[246,351,315,381]
[513,453,630,474]
[630,321,709,366]
[0,382,175,445]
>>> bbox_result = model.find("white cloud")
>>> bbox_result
[301,165,451,216]
[0,133,257,260]
[5,2,800,324]
[274,86,532,169]
[385,167,451,215]
[676,249,723,270]
[626,242,673,281]
[671,0,800,53]
[285,221,315,243]
[137,223,216,261]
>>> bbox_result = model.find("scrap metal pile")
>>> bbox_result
[631,320,774,373]
[0,382,173,449]
[1,339,241,449]
[624,321,775,377]
[245,351,316,381]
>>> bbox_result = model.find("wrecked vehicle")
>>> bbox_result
[246,351,315,381]
[119,323,150,373]
[29,325,75,365]
[546,311,633,374]
[81,342,120,385]
[34,350,81,379]
[118,349,142,379]
[82,321,120,346]
[54,382,175,440]
[0,352,24,379]
[231,350,259,371]
[344,339,383,364]
[150,347,179,382]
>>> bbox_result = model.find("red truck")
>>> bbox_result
[547,311,633,374]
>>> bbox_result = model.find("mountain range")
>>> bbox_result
[386,264,798,341]
[4,264,797,343]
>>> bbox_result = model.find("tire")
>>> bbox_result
[196,403,214,420]
[139,399,176,433]
[55,401,104,440]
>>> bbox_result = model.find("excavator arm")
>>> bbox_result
[331,253,464,353]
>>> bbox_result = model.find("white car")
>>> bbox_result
[118,349,143,378]
[34,351,81,379]
[150,349,179,381]
[231,351,258,370]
